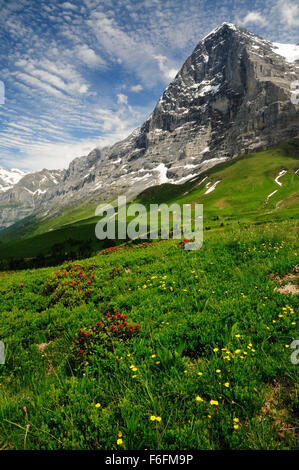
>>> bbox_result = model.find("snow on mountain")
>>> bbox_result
[271,43,299,63]
[0,167,27,192]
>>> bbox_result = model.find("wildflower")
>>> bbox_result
[216,369,221,373]
[233,424,239,430]
[151,354,156,358]
[19,283,23,287]
[233,418,239,423]
[197,372,203,376]
[224,382,229,388]
[235,349,241,354]
[117,438,123,445]
[118,431,122,438]
[95,403,101,408]
[156,416,162,422]
[196,396,203,402]
[285,345,289,348]
[235,334,240,338]
[210,400,219,406]
[213,348,219,352]
[150,416,156,421]
[132,375,137,378]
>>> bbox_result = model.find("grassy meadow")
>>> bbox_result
[0,220,298,450]
[0,142,298,450]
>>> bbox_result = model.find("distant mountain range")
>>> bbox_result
[1,22,299,230]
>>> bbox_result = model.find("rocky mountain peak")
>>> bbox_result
[1,24,299,229]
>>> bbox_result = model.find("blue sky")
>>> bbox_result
[0,0,298,171]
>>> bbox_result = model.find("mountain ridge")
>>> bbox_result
[1,22,299,230]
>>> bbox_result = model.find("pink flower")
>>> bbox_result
[19,283,23,287]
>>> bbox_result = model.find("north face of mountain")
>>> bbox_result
[1,22,299,229]
[37,23,299,213]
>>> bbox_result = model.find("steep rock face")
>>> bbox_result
[38,23,299,213]
[1,23,299,228]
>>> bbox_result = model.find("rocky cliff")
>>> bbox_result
[1,23,299,228]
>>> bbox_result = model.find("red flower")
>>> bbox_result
[19,283,23,287]
[136,324,140,329]
[84,332,89,337]
[79,350,84,354]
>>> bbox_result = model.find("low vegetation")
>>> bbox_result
[0,220,298,449]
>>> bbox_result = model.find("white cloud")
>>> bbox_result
[154,55,178,81]
[276,0,299,26]
[61,2,77,10]
[131,84,143,92]
[117,93,128,105]
[76,45,107,68]
[239,11,267,26]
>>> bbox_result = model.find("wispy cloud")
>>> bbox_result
[239,12,267,26]
[1,0,298,172]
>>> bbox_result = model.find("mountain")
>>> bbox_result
[0,141,298,265]
[0,168,64,228]
[1,22,299,230]
[0,167,27,192]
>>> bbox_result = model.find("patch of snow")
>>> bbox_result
[272,43,299,63]
[153,163,169,184]
[274,170,287,186]
[199,84,220,96]
[0,166,27,191]
[205,180,221,194]
[174,173,198,184]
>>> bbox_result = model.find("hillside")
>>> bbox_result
[0,141,298,267]
[0,218,298,449]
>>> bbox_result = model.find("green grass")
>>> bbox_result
[0,220,298,450]
[0,141,298,449]
[0,141,298,262]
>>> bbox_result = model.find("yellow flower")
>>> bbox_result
[216,369,221,373]
[156,416,162,422]
[117,438,123,445]
[95,403,101,408]
[235,334,240,338]
[196,396,203,402]
[233,424,239,430]
[151,354,156,358]
[233,418,239,423]
[156,361,160,364]
[235,349,241,354]
[224,382,229,388]
[285,345,289,348]
[197,372,203,376]
[150,416,156,421]
[210,400,219,406]
[213,348,219,352]
[118,431,123,437]
[132,367,137,371]
[132,375,137,378]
